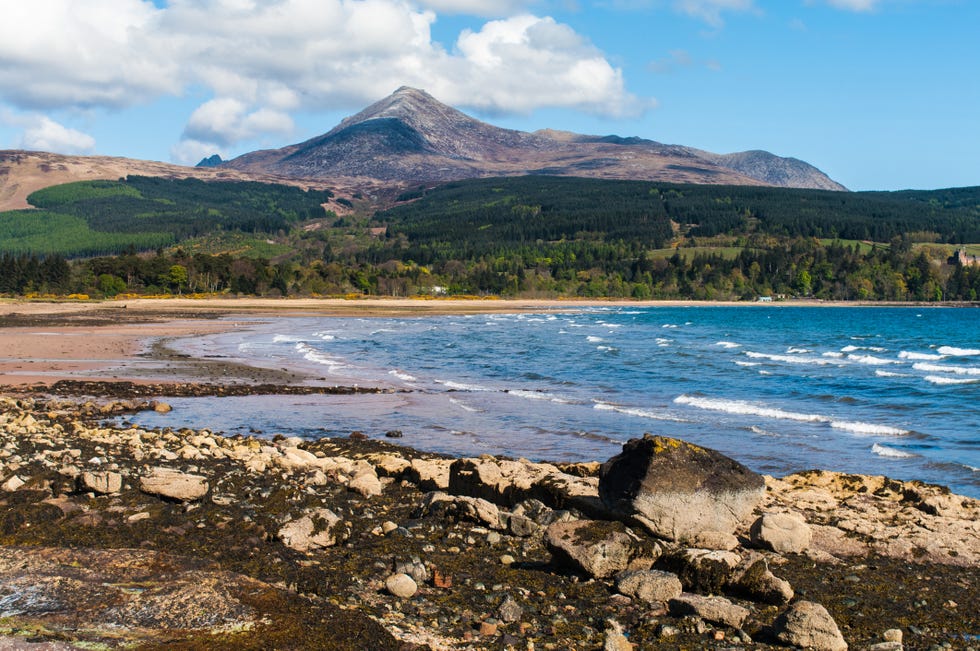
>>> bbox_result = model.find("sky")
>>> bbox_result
[0,0,977,191]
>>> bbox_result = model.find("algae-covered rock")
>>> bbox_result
[546,519,644,578]
[599,434,764,541]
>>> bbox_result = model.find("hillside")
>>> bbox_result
[223,87,846,191]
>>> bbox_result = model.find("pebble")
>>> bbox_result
[500,554,516,565]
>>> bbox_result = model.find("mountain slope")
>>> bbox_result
[224,87,846,191]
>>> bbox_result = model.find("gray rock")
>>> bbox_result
[394,557,428,584]
[668,593,750,629]
[498,596,523,623]
[139,467,208,501]
[385,573,418,598]
[615,569,683,604]
[80,471,122,495]
[546,520,640,579]
[751,512,812,553]
[599,435,765,541]
[278,508,348,552]
[774,600,848,651]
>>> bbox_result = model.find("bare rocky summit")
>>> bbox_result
[223,86,847,190]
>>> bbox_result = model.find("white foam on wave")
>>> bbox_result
[924,375,980,385]
[295,343,347,372]
[875,370,909,378]
[735,361,760,367]
[841,345,860,353]
[744,351,834,366]
[506,389,573,404]
[872,443,915,459]
[716,341,741,349]
[786,347,811,354]
[437,380,491,392]
[847,354,898,366]
[587,336,604,343]
[913,362,980,376]
[656,338,672,346]
[313,332,336,341]
[593,401,690,423]
[831,421,909,436]
[899,351,945,361]
[750,425,779,437]
[662,324,679,329]
[597,345,617,353]
[675,395,909,435]
[388,370,418,382]
[273,334,305,344]
[937,346,980,357]
[822,352,845,359]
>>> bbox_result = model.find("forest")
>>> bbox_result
[2,175,980,302]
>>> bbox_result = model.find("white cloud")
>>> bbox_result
[673,0,756,26]
[0,0,645,158]
[9,115,97,155]
[170,138,225,166]
[824,0,879,10]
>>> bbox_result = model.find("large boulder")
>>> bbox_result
[278,508,349,552]
[599,435,765,542]
[546,520,650,579]
[774,601,848,651]
[139,467,208,502]
[750,512,812,553]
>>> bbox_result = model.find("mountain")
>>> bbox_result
[224,86,846,191]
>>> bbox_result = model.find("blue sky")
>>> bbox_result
[0,0,976,191]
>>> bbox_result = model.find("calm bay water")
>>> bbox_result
[131,306,980,497]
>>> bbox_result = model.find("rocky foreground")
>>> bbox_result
[0,391,977,650]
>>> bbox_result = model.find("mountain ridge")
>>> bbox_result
[223,86,847,191]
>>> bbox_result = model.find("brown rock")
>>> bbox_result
[139,467,208,501]
[615,569,683,604]
[79,470,122,495]
[774,600,848,651]
[546,520,641,578]
[751,512,812,553]
[599,435,765,541]
[668,594,750,629]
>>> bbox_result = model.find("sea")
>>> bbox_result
[127,306,980,498]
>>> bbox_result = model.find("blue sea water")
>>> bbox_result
[132,306,980,498]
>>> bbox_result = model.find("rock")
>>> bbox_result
[139,467,208,501]
[407,458,452,491]
[730,555,794,605]
[381,520,399,535]
[394,557,428,584]
[348,469,383,498]
[685,530,739,551]
[385,572,418,598]
[449,456,556,505]
[546,520,642,579]
[152,401,172,414]
[883,628,903,643]
[79,471,122,495]
[604,619,634,651]
[668,594,750,629]
[659,548,742,594]
[615,569,683,604]
[751,512,812,553]
[1,475,25,492]
[774,600,848,651]
[599,434,765,541]
[278,508,348,552]
[498,596,523,623]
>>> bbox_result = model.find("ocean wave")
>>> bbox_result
[735,361,760,367]
[655,338,672,346]
[847,354,899,366]
[596,345,618,353]
[506,389,573,404]
[744,351,835,366]
[587,336,604,343]
[715,341,741,349]
[913,362,980,376]
[593,401,690,423]
[437,380,492,392]
[388,370,418,382]
[295,343,348,372]
[448,398,482,413]
[822,352,845,359]
[749,425,779,437]
[937,346,980,357]
[786,347,811,354]
[898,351,945,361]
[272,334,306,343]
[662,324,679,329]
[923,375,980,385]
[312,332,336,341]
[875,370,909,378]
[674,395,908,435]
[872,443,915,459]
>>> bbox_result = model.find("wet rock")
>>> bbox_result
[139,467,208,501]
[79,470,122,495]
[278,508,349,552]
[615,569,683,604]
[385,572,418,598]
[659,547,742,594]
[668,593,750,630]
[774,600,848,651]
[546,520,642,578]
[151,401,172,414]
[751,512,812,553]
[599,434,765,542]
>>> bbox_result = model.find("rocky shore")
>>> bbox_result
[0,388,978,650]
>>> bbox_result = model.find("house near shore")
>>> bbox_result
[950,249,980,267]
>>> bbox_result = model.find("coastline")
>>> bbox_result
[0,298,978,648]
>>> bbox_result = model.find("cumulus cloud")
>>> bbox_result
[0,0,644,160]
[2,113,97,155]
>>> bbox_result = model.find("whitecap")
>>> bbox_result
[272,334,305,343]
[875,370,909,378]
[655,338,672,346]
[597,345,617,352]
[388,370,418,382]
[923,375,980,385]
[847,354,898,366]
[872,443,915,459]
[913,362,980,376]
[295,343,347,372]
[507,389,572,404]
[662,324,679,329]
[587,336,604,343]
[593,401,690,423]
[822,352,845,359]
[750,425,779,437]
[673,395,827,423]
[735,361,760,367]
[786,347,811,354]
[744,351,834,366]
[841,345,860,353]
[830,421,909,436]
[715,341,741,349]
[898,351,945,361]
[937,346,980,357]
[437,380,492,392]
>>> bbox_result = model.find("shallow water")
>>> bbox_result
[128,306,980,498]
